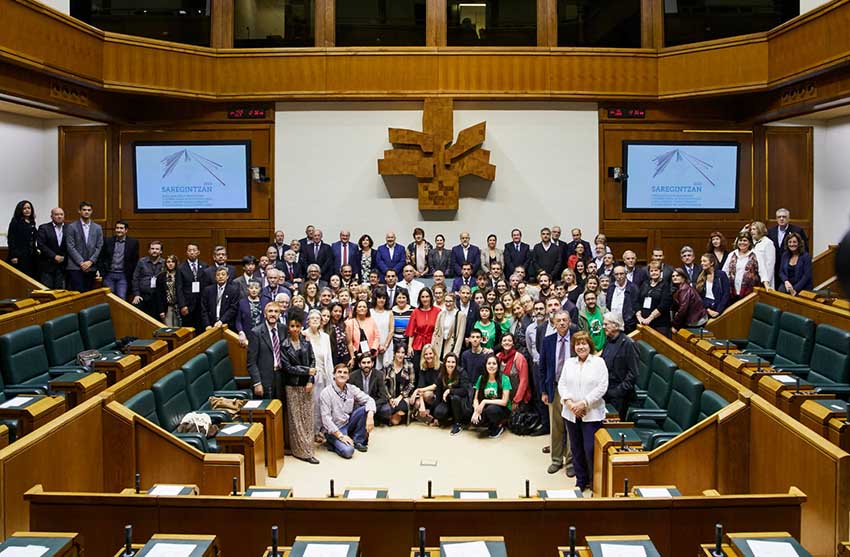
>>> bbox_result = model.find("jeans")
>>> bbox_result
[565,418,602,489]
[103,271,128,299]
[326,405,369,459]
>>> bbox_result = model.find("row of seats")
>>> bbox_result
[616,341,729,450]
[124,340,250,452]
[712,302,850,398]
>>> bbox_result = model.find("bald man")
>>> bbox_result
[36,207,67,289]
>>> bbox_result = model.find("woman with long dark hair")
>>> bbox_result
[670,268,708,334]
[280,307,320,464]
[7,200,37,278]
[345,299,380,367]
[432,353,473,434]
[358,234,375,284]
[779,232,812,296]
[695,253,730,319]
[706,231,730,270]
[471,354,512,438]
[156,254,181,328]
[405,287,441,374]
[325,302,350,366]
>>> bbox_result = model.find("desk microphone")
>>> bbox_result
[525,479,530,498]
[699,327,705,340]
[623,478,629,497]
[248,409,254,423]
[123,524,133,556]
[271,525,279,557]
[712,523,724,556]
[756,358,761,374]
[232,477,238,496]
[568,526,576,557]
[418,527,426,557]
[795,377,801,394]
[329,479,335,498]
[619,432,626,451]
[427,480,432,499]
[134,473,140,494]
[725,340,731,355]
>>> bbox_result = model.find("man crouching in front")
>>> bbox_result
[320,363,376,459]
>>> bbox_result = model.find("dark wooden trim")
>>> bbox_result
[211,0,234,48]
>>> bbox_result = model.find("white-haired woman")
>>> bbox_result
[304,309,335,440]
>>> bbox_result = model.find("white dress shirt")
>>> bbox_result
[558,354,609,423]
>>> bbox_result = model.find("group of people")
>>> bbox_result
[7,202,813,489]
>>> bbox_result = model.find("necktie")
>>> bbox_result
[342,244,348,266]
[271,327,280,368]
[314,244,319,259]
[216,286,224,319]
[191,262,197,279]
[56,225,62,245]
[515,243,519,252]
[288,263,293,276]
[556,336,567,381]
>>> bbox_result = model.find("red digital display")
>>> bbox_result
[607,108,646,119]
[227,107,268,119]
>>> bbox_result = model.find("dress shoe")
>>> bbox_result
[565,464,575,477]
[353,442,368,453]
[547,463,562,474]
[298,456,320,465]
[542,445,551,454]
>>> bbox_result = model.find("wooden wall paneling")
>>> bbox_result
[812,244,838,287]
[210,0,234,49]
[537,0,557,48]
[0,259,45,299]
[640,0,663,50]
[439,52,550,96]
[427,0,447,48]
[314,0,334,47]
[764,125,813,242]
[102,400,137,492]
[59,126,109,225]
[216,52,328,97]
[715,402,751,495]
[327,51,439,96]
[547,51,658,98]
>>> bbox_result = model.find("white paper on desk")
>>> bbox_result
[243,400,262,409]
[458,491,490,500]
[637,488,672,498]
[831,404,845,411]
[0,545,50,557]
[303,543,349,557]
[747,539,799,557]
[346,489,378,499]
[148,484,185,496]
[145,542,196,557]
[600,543,647,557]
[220,424,248,435]
[249,490,281,498]
[443,541,490,557]
[0,396,33,408]
[773,375,796,384]
[545,489,578,499]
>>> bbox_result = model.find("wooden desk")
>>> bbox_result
[93,354,142,385]
[0,395,64,436]
[409,546,439,557]
[263,546,293,557]
[693,340,739,371]
[30,289,76,303]
[0,296,38,313]
[49,372,108,408]
[239,398,285,477]
[800,399,847,437]
[839,541,850,557]
[153,326,195,350]
[700,543,734,556]
[135,534,219,557]
[727,531,808,557]
[593,426,643,497]
[290,536,359,557]
[216,422,267,488]
[828,418,850,451]
[2,532,82,557]
[756,375,810,408]
[556,546,591,557]
[127,338,169,366]
[779,388,833,420]
[585,535,659,557]
[112,544,144,557]
[0,423,8,448]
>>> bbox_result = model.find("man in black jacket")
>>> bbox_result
[606,266,640,333]
[503,228,531,278]
[350,352,406,425]
[98,220,139,300]
[531,228,564,280]
[247,302,285,399]
[35,207,66,289]
[176,243,208,332]
[201,267,240,330]
[601,312,639,421]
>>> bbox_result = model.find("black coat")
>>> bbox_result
[98,236,140,286]
[503,241,531,277]
[350,368,390,407]
[605,282,640,332]
[280,335,316,387]
[36,222,66,274]
[175,260,208,312]
[531,243,564,279]
[601,332,639,416]
[304,242,334,281]
[7,218,37,276]
[200,282,240,329]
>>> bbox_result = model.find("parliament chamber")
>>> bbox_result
[1,0,850,555]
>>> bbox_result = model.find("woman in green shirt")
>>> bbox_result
[492,301,512,339]
[473,305,498,350]
[471,355,512,438]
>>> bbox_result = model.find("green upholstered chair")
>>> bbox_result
[204,340,251,397]
[125,389,211,452]
[626,354,677,420]
[42,313,86,367]
[782,324,850,398]
[151,370,231,452]
[730,302,782,350]
[631,369,705,450]
[698,390,729,420]
[0,325,84,393]
[634,340,657,402]
[78,303,120,353]
[182,354,218,410]
[747,311,815,369]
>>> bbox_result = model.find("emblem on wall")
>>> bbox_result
[378,98,496,211]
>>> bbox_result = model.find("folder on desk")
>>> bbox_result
[147,484,197,496]
[245,487,291,498]
[136,538,215,557]
[538,488,584,499]
[634,487,681,498]
[290,537,359,557]
[343,488,388,499]
[728,534,810,557]
[453,489,497,500]
[587,536,659,557]
[440,539,505,557]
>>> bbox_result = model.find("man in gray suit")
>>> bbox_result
[65,201,104,292]
[247,302,285,400]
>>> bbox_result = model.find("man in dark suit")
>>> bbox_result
[451,262,475,292]
[201,266,240,330]
[299,225,315,254]
[606,266,640,333]
[565,228,593,260]
[305,228,334,281]
[622,250,648,289]
[540,309,577,477]
[202,246,237,287]
[261,268,293,306]
[271,230,288,261]
[65,201,104,292]
[650,248,674,283]
[130,240,164,318]
[503,228,531,278]
[36,207,67,289]
[601,313,640,421]
[455,285,480,348]
[450,232,482,277]
[350,351,404,424]
[768,208,810,277]
[98,220,140,300]
[265,246,286,272]
[679,246,700,284]
[175,243,208,333]
[232,256,260,299]
[376,232,406,281]
[332,229,361,278]
[280,249,304,288]
[247,302,285,399]
[531,228,563,281]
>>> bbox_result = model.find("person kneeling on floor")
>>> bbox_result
[320,363,377,458]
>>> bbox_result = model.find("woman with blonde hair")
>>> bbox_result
[304,309,335,439]
[432,292,466,360]
[750,221,776,290]
[408,344,440,424]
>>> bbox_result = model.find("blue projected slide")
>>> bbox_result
[134,141,250,211]
[623,142,739,211]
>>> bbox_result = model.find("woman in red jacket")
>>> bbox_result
[496,333,530,409]
[671,268,708,334]
[405,287,441,376]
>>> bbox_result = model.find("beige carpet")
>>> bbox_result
[265,423,578,498]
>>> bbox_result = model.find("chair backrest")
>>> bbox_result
[662,370,705,433]
[699,390,729,420]
[807,324,850,385]
[43,313,85,367]
[775,312,816,366]
[747,303,782,350]
[205,340,236,390]
[78,303,117,351]
[151,370,193,432]
[636,340,657,391]
[644,354,677,410]
[182,354,215,409]
[0,325,50,386]
[125,390,161,426]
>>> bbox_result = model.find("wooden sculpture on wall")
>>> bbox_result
[378,98,496,210]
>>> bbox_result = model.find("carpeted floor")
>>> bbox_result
[265,422,578,498]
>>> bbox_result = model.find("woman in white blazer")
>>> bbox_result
[558,331,609,492]
[304,309,336,439]
[431,294,467,360]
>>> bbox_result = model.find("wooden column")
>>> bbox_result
[641,0,663,49]
[211,0,234,48]
[315,0,335,47]
[537,0,557,47]
[427,0,447,47]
